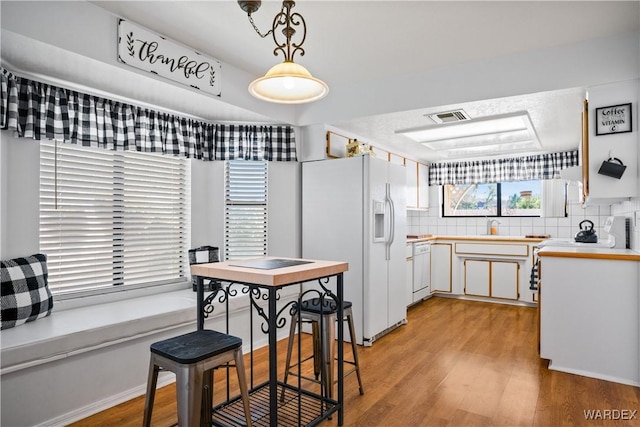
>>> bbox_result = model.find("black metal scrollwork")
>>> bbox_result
[202,287,224,319]
[202,282,247,320]
[317,277,339,305]
[249,288,270,333]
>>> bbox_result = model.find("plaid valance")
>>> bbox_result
[0,68,296,161]
[429,150,579,186]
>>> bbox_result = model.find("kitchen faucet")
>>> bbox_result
[487,219,501,235]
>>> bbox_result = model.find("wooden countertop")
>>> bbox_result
[538,246,640,261]
[407,235,547,244]
[191,257,349,287]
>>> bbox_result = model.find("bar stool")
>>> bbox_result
[143,329,252,427]
[283,298,364,400]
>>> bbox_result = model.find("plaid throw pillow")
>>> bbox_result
[1,254,54,330]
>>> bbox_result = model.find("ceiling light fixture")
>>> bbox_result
[395,111,541,157]
[238,0,329,104]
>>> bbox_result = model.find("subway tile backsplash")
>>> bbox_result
[408,188,639,250]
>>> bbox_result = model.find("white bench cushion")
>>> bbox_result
[0,289,251,373]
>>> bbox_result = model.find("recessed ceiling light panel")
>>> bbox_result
[396,111,541,157]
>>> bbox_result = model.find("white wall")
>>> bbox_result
[0,133,40,259]
[190,159,225,251]
[268,161,302,258]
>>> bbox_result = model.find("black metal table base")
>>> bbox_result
[211,382,338,427]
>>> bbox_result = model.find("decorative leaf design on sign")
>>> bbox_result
[127,32,135,56]
[210,67,216,87]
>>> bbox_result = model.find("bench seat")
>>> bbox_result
[0,289,250,374]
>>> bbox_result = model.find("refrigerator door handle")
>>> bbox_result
[385,183,395,260]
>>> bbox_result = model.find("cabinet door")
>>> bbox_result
[389,153,405,166]
[430,243,452,292]
[405,159,418,208]
[491,261,519,300]
[406,254,413,308]
[465,260,490,296]
[418,163,429,209]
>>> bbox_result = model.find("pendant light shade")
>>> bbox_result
[239,1,329,104]
[248,61,329,104]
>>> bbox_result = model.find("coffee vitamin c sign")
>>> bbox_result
[118,19,222,97]
[595,103,632,136]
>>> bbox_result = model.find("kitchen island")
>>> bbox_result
[191,257,349,426]
[538,246,640,386]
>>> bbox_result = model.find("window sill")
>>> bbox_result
[0,288,250,375]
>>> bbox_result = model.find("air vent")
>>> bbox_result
[425,109,471,124]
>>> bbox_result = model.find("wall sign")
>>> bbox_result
[117,19,222,97]
[595,103,632,135]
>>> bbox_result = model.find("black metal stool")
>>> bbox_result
[143,329,252,427]
[283,298,364,400]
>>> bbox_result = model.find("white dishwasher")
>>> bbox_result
[412,242,431,302]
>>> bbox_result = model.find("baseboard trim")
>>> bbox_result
[34,374,176,427]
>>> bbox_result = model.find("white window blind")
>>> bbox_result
[225,160,268,260]
[39,141,189,294]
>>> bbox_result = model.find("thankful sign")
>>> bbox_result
[117,19,222,97]
[595,103,632,135]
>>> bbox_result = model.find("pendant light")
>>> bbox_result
[238,1,329,104]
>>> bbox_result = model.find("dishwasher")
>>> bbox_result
[412,242,431,303]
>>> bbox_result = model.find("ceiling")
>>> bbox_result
[18,1,640,162]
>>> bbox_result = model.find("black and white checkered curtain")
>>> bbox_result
[428,150,579,185]
[0,67,296,161]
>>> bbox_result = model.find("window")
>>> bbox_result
[443,180,541,217]
[39,141,189,295]
[225,160,268,260]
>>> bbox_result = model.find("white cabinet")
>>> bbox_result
[456,242,528,302]
[389,153,405,166]
[491,261,519,299]
[405,243,413,307]
[539,251,639,385]
[580,80,639,204]
[405,159,418,208]
[464,259,520,300]
[418,163,429,209]
[430,243,452,293]
[464,260,490,296]
[406,160,429,210]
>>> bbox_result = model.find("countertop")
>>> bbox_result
[407,235,548,244]
[191,257,349,286]
[538,246,640,261]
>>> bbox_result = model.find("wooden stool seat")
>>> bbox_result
[150,330,242,363]
[283,298,364,401]
[298,298,353,314]
[143,329,252,427]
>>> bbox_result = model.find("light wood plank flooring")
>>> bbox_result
[70,297,640,426]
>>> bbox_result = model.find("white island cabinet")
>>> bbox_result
[538,246,640,386]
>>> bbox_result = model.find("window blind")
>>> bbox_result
[39,140,189,294]
[225,161,268,261]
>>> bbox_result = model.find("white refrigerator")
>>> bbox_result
[302,155,407,345]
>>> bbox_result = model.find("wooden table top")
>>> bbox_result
[190,257,349,287]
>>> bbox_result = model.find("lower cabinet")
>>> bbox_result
[430,243,452,292]
[464,259,519,300]
[405,244,413,307]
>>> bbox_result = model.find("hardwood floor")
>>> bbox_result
[70,297,640,426]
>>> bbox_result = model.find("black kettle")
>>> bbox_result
[574,220,598,243]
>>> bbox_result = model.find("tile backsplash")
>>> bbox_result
[407,187,640,250]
